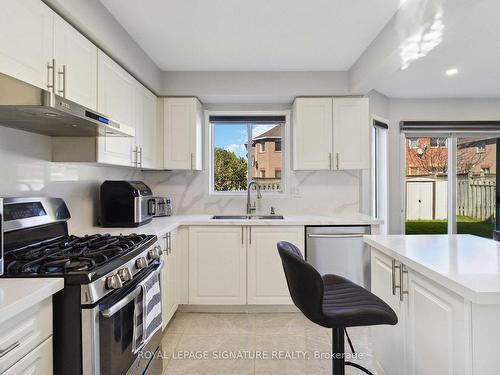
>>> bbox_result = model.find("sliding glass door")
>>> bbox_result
[456,136,497,237]
[403,132,500,238]
[404,136,449,234]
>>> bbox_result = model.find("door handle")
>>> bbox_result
[399,264,408,301]
[329,152,332,170]
[392,259,401,296]
[336,152,339,170]
[101,287,141,317]
[190,152,194,169]
[307,234,365,239]
[47,59,56,93]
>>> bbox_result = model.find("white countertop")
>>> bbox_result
[75,213,381,237]
[0,278,64,323]
[364,234,500,304]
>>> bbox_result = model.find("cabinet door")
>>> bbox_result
[161,231,178,328]
[0,0,53,89]
[3,337,52,375]
[332,98,369,170]
[247,226,304,304]
[163,98,203,170]
[54,17,97,110]
[97,51,135,166]
[370,249,406,375]
[292,97,333,170]
[406,269,468,375]
[135,83,158,169]
[189,226,246,304]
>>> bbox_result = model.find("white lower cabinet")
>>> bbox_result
[371,248,469,375]
[161,230,178,328]
[189,226,246,304]
[3,337,52,375]
[406,270,468,375]
[0,298,53,374]
[188,225,303,305]
[370,250,406,375]
[247,226,304,304]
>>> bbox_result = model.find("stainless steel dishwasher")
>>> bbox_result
[305,226,371,289]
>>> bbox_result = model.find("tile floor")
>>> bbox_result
[152,312,377,375]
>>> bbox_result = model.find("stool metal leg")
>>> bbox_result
[332,328,345,375]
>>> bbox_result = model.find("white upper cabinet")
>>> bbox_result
[332,98,369,170]
[97,51,135,166]
[0,0,53,89]
[162,97,203,170]
[53,17,97,110]
[293,97,333,170]
[292,97,369,170]
[134,83,159,169]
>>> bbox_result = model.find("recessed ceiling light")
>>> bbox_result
[445,68,459,76]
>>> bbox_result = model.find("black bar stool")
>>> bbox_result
[277,241,398,375]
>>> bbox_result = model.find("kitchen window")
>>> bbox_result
[209,115,286,194]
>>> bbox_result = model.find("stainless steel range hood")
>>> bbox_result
[0,73,134,137]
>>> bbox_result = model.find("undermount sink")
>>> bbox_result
[212,215,284,220]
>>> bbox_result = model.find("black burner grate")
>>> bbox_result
[5,233,152,275]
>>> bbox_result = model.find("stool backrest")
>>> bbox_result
[277,241,323,322]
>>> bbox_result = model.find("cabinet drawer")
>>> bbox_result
[3,337,52,375]
[0,298,52,372]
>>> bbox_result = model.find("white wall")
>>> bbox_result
[0,127,142,233]
[43,0,162,93]
[388,98,500,234]
[161,71,349,103]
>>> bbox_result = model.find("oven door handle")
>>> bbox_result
[101,287,141,318]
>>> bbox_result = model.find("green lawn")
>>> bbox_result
[406,216,495,238]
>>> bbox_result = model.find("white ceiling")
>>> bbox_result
[353,0,500,98]
[100,0,401,71]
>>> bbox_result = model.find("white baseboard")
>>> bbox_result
[177,304,300,313]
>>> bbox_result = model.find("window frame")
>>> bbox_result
[207,110,290,197]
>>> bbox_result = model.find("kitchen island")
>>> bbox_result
[364,234,500,375]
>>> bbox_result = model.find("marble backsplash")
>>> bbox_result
[0,127,142,233]
[143,168,362,216]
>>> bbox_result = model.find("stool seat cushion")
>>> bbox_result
[322,274,398,328]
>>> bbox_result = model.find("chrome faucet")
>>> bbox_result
[246,180,262,215]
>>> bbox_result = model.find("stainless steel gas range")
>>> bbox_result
[1,197,163,375]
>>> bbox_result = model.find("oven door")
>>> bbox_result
[82,262,163,375]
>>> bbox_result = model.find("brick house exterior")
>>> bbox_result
[405,137,496,176]
[250,126,282,179]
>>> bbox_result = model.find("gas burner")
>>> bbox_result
[5,233,153,276]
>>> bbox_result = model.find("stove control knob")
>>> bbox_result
[136,257,148,270]
[148,246,161,260]
[106,274,123,290]
[118,268,132,282]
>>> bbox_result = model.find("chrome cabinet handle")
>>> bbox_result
[190,152,194,169]
[0,341,20,359]
[400,264,408,301]
[139,147,143,168]
[391,259,401,296]
[241,227,244,245]
[329,152,332,169]
[58,64,67,97]
[47,59,56,93]
[307,234,365,239]
[336,152,339,170]
[249,226,252,245]
[132,146,139,167]
[163,234,168,256]
[168,232,172,254]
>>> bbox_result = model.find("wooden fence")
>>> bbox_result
[457,174,496,220]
